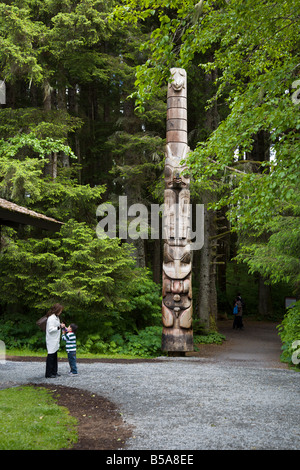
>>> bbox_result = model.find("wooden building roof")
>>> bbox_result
[0,198,63,231]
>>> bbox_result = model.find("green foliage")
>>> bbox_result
[80,325,226,357]
[114,0,300,278]
[0,219,132,312]
[0,312,45,350]
[236,211,300,289]
[277,302,300,369]
[194,331,226,346]
[0,107,89,213]
[114,0,300,343]
[0,2,45,83]
[79,325,163,357]
[0,0,113,84]
[0,386,77,450]
[0,220,162,349]
[1,0,298,360]
[192,318,226,346]
[0,1,161,358]
[0,108,82,140]
[33,176,106,223]
[225,261,293,319]
[112,326,163,357]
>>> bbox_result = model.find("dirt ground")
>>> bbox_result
[7,319,288,450]
[190,318,288,369]
[31,383,133,450]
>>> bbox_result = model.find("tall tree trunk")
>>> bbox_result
[52,152,58,179]
[43,80,56,178]
[197,65,219,329]
[43,80,52,112]
[216,207,230,315]
[122,97,146,268]
[247,131,273,316]
[57,84,70,169]
[198,192,218,328]
[68,84,81,183]
[258,275,273,317]
[152,238,161,284]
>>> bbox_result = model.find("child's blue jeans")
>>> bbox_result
[68,351,77,374]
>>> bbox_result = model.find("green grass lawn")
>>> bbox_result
[6,347,142,360]
[0,385,77,450]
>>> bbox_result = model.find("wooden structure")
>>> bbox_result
[161,68,193,353]
[0,198,63,232]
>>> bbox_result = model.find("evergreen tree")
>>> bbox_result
[0,0,162,347]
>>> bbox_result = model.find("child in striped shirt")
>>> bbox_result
[62,323,78,375]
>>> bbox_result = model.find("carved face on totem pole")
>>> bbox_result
[162,243,192,330]
[163,189,190,241]
[169,68,186,92]
[164,145,190,190]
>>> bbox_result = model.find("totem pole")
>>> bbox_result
[162,68,193,353]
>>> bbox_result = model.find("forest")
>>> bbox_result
[0,0,299,366]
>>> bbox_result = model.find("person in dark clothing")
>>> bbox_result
[233,294,244,330]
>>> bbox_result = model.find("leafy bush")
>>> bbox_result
[0,220,161,344]
[194,331,226,346]
[192,318,226,345]
[78,326,163,357]
[114,327,226,357]
[117,326,164,357]
[0,312,45,351]
[277,302,300,369]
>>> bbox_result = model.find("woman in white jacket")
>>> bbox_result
[45,303,65,378]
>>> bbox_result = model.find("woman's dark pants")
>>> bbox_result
[45,351,58,377]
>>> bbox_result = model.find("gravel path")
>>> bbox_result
[1,321,299,450]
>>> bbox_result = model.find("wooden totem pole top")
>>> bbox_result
[166,68,188,160]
